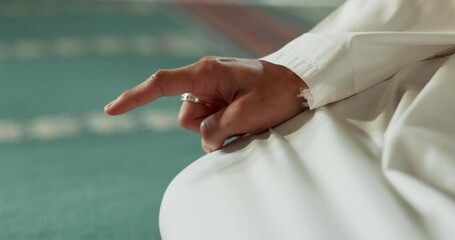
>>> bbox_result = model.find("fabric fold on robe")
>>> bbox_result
[160,54,455,240]
[159,0,455,239]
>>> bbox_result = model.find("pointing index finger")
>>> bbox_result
[104,66,194,115]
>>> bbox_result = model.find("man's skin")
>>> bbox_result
[105,56,307,153]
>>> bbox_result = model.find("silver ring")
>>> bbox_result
[181,93,207,105]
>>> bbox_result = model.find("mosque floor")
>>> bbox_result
[0,1,335,239]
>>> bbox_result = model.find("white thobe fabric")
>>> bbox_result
[159,0,455,239]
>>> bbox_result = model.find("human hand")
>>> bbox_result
[104,57,307,153]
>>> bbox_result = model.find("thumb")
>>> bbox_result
[199,101,245,152]
[199,107,230,152]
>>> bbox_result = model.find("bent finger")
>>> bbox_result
[178,101,213,133]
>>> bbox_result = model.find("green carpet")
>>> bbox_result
[0,1,334,239]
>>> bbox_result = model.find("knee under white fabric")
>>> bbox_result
[159,55,455,240]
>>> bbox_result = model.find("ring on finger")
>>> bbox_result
[181,93,208,105]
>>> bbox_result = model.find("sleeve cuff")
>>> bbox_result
[261,33,355,109]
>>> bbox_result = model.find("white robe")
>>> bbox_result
[159,0,455,239]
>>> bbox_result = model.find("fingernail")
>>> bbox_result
[104,100,115,110]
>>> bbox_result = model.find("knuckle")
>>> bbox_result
[120,90,134,99]
[199,56,216,62]
[153,69,168,80]
[198,57,221,73]
[151,70,168,96]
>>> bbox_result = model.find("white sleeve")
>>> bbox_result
[261,0,455,109]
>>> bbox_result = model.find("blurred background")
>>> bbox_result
[0,0,341,239]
